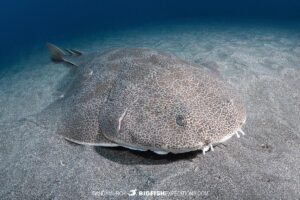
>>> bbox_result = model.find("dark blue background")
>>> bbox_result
[1,0,300,65]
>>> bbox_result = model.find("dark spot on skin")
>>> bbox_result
[261,143,273,153]
[222,98,233,106]
[108,96,115,101]
[261,144,271,148]
[176,115,187,126]
[129,133,138,144]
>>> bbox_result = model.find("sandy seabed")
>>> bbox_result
[0,22,300,199]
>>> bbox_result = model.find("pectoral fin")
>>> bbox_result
[46,43,65,63]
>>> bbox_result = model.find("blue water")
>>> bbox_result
[0,0,300,66]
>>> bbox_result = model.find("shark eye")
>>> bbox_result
[176,115,187,127]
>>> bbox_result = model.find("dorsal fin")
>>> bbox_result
[64,48,75,56]
[64,48,83,56]
[70,49,83,56]
[46,43,82,67]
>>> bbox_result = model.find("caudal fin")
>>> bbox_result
[46,43,81,67]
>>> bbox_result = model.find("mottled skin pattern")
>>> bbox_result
[56,50,123,146]
[54,48,246,153]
